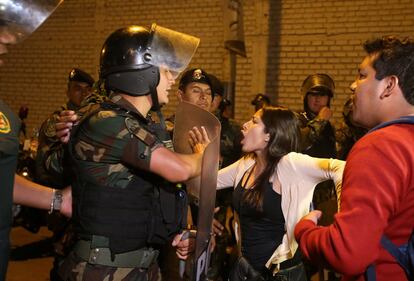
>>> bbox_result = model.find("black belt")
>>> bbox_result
[263,261,303,278]
[74,239,159,268]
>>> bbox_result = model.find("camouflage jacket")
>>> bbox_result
[35,101,78,188]
[71,94,163,190]
[35,93,109,188]
[298,111,337,158]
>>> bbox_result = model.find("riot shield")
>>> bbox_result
[173,101,221,281]
[0,0,63,43]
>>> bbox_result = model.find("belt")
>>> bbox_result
[74,239,159,268]
[263,262,304,277]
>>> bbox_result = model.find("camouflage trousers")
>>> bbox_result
[58,251,161,281]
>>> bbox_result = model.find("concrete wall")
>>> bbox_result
[1,0,413,133]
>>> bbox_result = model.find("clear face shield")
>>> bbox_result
[146,23,200,79]
[0,0,63,43]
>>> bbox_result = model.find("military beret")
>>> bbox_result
[68,68,95,87]
[178,68,213,93]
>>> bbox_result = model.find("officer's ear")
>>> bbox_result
[176,89,184,102]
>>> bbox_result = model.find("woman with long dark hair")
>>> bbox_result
[214,106,344,281]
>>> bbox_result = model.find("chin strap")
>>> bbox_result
[149,85,160,111]
[148,84,167,130]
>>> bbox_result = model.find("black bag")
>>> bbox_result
[229,256,264,281]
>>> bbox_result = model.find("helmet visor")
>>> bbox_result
[0,0,63,43]
[147,24,200,78]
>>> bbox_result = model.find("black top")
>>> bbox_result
[233,175,285,271]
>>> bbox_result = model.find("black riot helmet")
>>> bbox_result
[99,24,200,110]
[301,73,335,113]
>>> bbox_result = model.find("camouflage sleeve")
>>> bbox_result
[36,113,70,187]
[304,118,329,143]
[121,117,164,170]
[75,110,162,174]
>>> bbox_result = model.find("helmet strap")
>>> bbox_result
[150,85,160,111]
[149,85,167,130]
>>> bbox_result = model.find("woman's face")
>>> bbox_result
[241,110,270,153]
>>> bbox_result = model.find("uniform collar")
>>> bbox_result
[110,94,149,123]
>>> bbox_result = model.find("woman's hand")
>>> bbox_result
[188,126,210,154]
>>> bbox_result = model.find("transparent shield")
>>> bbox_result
[0,0,63,43]
[147,24,200,78]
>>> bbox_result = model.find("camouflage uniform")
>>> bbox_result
[298,111,337,224]
[335,122,368,161]
[36,101,79,189]
[59,251,160,281]
[299,77,338,281]
[298,111,337,159]
[58,94,184,281]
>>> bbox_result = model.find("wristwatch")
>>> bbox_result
[49,189,63,214]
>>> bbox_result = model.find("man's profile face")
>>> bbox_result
[350,55,385,129]
[67,81,91,107]
[179,82,213,111]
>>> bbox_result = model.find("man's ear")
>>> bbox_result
[380,75,399,99]
[177,89,184,102]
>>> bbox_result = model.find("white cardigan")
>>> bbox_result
[217,152,345,272]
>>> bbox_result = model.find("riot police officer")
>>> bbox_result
[57,24,207,281]
[299,73,336,159]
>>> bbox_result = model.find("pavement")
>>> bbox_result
[7,226,53,281]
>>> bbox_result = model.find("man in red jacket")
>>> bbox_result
[295,36,414,281]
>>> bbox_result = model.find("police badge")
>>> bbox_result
[0,112,11,134]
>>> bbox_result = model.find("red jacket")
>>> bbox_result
[295,123,414,281]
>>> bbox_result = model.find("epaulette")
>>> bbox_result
[124,117,157,147]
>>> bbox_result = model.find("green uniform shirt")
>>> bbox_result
[0,98,20,280]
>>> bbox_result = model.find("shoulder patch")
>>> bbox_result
[97,110,117,119]
[0,111,11,134]
[125,117,156,147]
